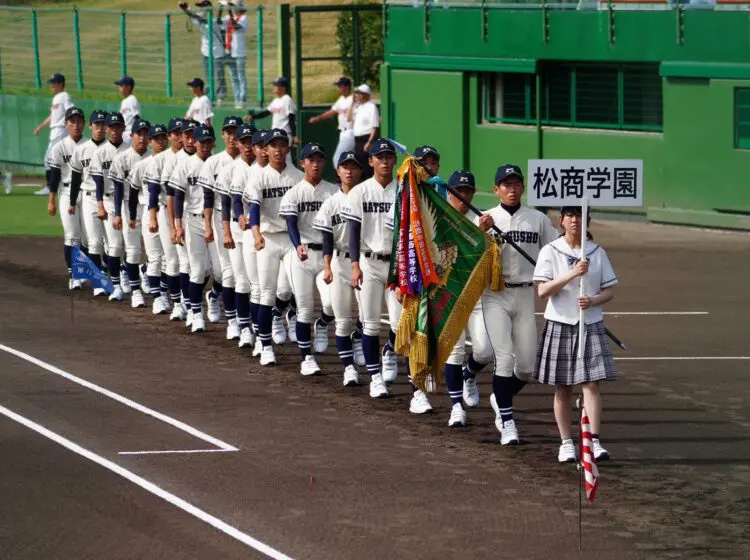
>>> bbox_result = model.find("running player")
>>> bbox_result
[47,106,86,289]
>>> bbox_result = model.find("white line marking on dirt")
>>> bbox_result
[0,405,293,560]
[0,344,238,452]
[119,449,238,456]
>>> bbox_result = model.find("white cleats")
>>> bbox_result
[190,313,206,333]
[343,365,359,387]
[152,296,168,315]
[169,302,186,321]
[313,320,329,354]
[593,439,610,462]
[286,309,297,343]
[409,390,433,414]
[500,419,520,446]
[272,315,287,345]
[369,373,389,399]
[558,440,577,463]
[130,290,146,308]
[68,278,82,290]
[205,292,221,323]
[185,309,194,328]
[463,376,480,408]
[489,393,504,433]
[382,348,398,383]
[226,319,241,340]
[300,355,321,376]
[252,338,263,357]
[120,271,131,294]
[260,346,276,366]
[448,402,468,427]
[162,294,172,311]
[108,286,124,302]
[93,287,106,297]
[352,335,365,366]
[238,327,253,348]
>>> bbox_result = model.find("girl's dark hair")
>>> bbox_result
[559,208,594,240]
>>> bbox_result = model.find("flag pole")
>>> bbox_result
[578,197,588,361]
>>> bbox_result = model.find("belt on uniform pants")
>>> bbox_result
[363,251,391,262]
[189,212,203,218]
[306,243,323,251]
[62,182,70,187]
[84,191,111,197]
[334,249,350,259]
[232,217,239,222]
[504,282,534,288]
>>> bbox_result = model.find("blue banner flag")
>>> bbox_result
[71,246,114,294]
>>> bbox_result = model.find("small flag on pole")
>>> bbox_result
[71,246,114,294]
[580,405,599,502]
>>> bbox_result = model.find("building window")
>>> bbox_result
[735,88,750,149]
[482,63,663,132]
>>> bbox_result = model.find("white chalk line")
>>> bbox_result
[0,405,293,560]
[119,449,237,456]
[0,344,238,452]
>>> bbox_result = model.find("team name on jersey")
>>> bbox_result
[63,154,72,164]
[187,176,200,186]
[102,161,112,170]
[331,214,344,226]
[80,158,91,168]
[363,201,392,213]
[263,185,293,199]
[297,201,323,213]
[495,230,539,244]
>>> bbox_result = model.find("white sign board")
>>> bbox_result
[526,159,643,207]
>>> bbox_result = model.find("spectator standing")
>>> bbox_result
[348,84,379,179]
[222,0,249,109]
[185,78,215,126]
[114,76,141,144]
[33,73,74,196]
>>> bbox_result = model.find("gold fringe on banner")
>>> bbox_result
[489,241,505,292]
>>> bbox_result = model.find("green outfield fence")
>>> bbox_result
[0,5,279,106]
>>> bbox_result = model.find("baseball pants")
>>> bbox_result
[330,250,363,337]
[183,213,210,284]
[212,211,233,288]
[123,202,142,265]
[142,206,164,278]
[102,196,124,258]
[59,185,85,246]
[241,228,260,304]
[287,249,332,325]
[481,286,537,380]
[228,221,250,294]
[446,302,494,366]
[81,191,107,256]
[156,205,179,277]
[360,255,401,337]
[257,232,294,307]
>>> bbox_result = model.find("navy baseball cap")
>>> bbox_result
[337,151,361,168]
[114,76,135,87]
[47,73,65,84]
[222,115,243,130]
[448,170,476,191]
[180,119,199,133]
[369,138,396,156]
[301,142,325,159]
[333,76,352,87]
[65,107,84,121]
[149,123,168,138]
[193,124,216,142]
[186,77,205,88]
[131,119,151,134]
[267,128,289,144]
[494,164,524,184]
[106,112,125,127]
[89,109,107,124]
[415,145,440,160]
[252,129,269,145]
[235,123,256,141]
[167,118,184,133]
[272,76,289,87]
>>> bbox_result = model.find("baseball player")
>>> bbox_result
[483,164,559,445]
[440,171,494,427]
[129,123,169,314]
[115,76,141,144]
[344,138,433,414]
[279,143,337,376]
[47,106,87,289]
[171,124,216,333]
[110,119,151,308]
[347,84,378,178]
[314,150,367,386]
[69,109,108,296]
[34,73,74,196]
[246,77,299,162]
[247,128,304,365]
[308,77,354,169]
[185,78,214,126]
[89,112,130,301]
[144,118,184,316]
[163,119,200,322]
[198,115,242,327]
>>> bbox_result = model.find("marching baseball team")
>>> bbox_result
[41,72,619,466]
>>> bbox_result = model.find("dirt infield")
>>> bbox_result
[1,220,749,559]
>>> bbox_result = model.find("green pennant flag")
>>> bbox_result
[389,158,503,390]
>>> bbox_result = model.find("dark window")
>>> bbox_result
[735,88,750,150]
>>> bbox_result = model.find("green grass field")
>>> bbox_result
[0,186,64,236]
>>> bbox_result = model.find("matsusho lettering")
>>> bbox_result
[263,185,293,199]
[497,230,539,244]
[298,201,323,213]
[363,201,392,213]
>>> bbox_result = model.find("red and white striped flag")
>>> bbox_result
[580,406,599,502]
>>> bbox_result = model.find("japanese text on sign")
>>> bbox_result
[527,160,643,207]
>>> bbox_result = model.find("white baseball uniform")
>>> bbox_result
[70,138,106,255]
[119,94,140,143]
[268,94,296,135]
[47,135,86,245]
[330,95,354,166]
[186,95,214,125]
[479,205,558,379]
[161,148,191,275]
[128,153,163,280]
[89,140,130,258]
[44,91,74,169]
[143,149,178,277]
[227,157,254,294]
[206,157,238,290]
[109,147,148,264]
[279,178,337,325]
[197,150,235,285]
